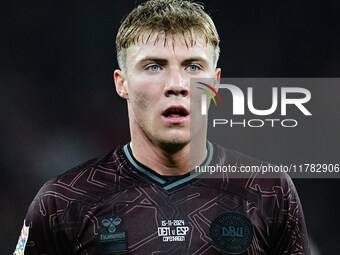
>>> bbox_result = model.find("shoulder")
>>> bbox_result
[202,143,297,207]
[213,144,310,254]
[213,143,263,166]
[21,146,133,253]
[31,145,134,210]
[213,143,293,182]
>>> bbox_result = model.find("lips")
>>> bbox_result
[161,106,189,124]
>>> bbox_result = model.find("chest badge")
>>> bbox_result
[211,213,253,254]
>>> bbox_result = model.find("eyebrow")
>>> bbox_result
[182,57,209,66]
[137,57,209,66]
[138,58,168,66]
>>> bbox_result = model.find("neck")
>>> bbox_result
[130,134,207,176]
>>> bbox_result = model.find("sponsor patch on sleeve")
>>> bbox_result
[13,220,29,255]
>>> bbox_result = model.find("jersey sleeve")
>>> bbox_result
[14,182,76,255]
[268,176,310,255]
[14,196,58,255]
[13,156,104,255]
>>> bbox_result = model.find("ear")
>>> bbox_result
[114,69,129,100]
[214,68,221,84]
[213,68,221,92]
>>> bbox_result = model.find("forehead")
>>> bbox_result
[126,32,215,63]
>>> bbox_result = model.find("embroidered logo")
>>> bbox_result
[102,217,122,233]
[211,213,253,254]
[100,217,127,253]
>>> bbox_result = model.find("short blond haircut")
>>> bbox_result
[116,0,220,71]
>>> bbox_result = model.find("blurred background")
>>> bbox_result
[1,0,339,254]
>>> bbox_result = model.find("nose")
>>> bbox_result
[164,68,189,97]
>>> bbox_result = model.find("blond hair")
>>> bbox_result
[116,0,220,71]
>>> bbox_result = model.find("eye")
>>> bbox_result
[147,65,161,72]
[187,65,200,72]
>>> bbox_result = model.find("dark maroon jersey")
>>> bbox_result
[14,142,310,254]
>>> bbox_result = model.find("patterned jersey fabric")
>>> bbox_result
[14,142,310,254]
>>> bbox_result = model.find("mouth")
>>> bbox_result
[161,106,189,124]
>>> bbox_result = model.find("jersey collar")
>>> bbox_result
[122,141,214,191]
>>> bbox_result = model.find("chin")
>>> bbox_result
[156,135,191,152]
[162,135,190,145]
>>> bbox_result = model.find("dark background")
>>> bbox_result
[2,0,339,254]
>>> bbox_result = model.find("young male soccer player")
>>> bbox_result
[14,0,310,254]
